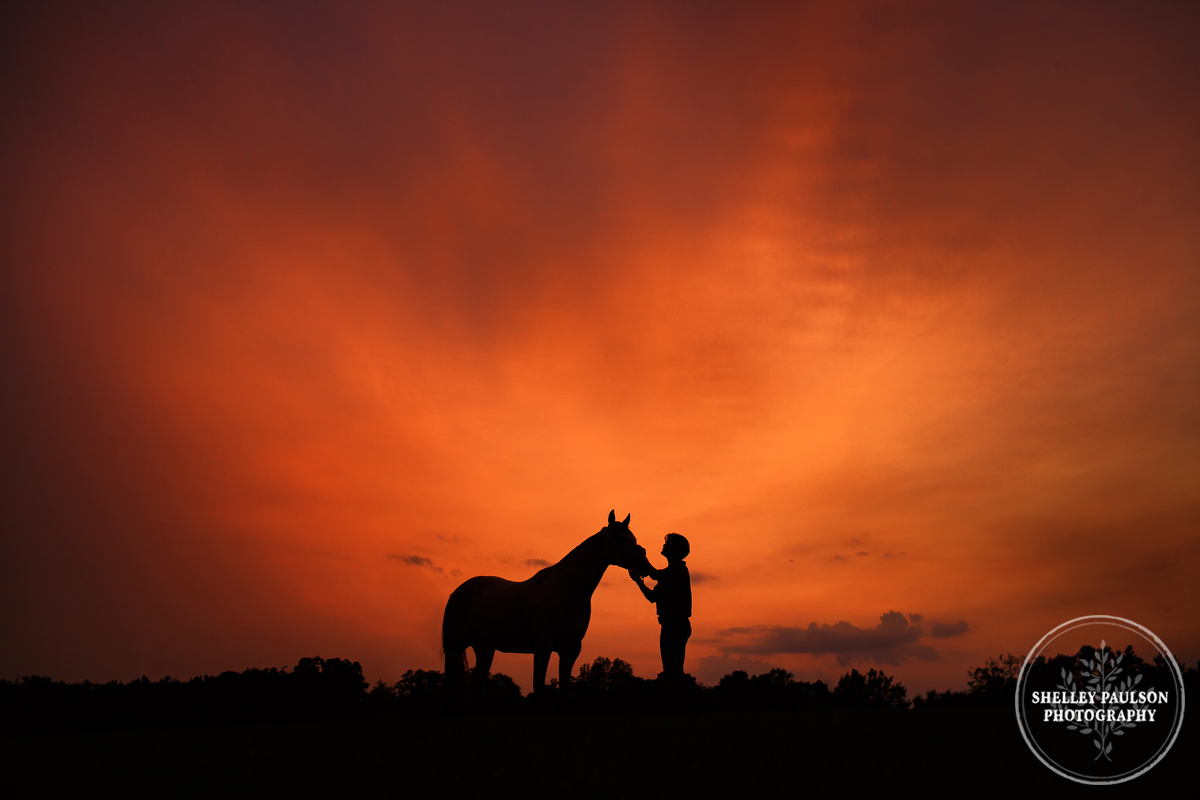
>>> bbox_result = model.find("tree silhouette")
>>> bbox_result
[966,653,1022,701]
[834,668,908,710]
[576,656,635,693]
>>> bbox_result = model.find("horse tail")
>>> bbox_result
[441,588,471,710]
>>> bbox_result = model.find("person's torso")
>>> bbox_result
[655,562,691,619]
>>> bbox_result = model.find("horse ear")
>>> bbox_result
[622,513,630,526]
[608,510,616,524]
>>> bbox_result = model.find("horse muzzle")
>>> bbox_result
[629,547,653,578]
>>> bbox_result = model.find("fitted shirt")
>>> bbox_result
[647,561,691,620]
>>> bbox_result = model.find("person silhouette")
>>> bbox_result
[629,533,692,680]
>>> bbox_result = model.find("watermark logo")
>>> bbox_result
[1015,616,1185,784]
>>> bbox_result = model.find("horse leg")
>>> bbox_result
[472,646,495,698]
[444,643,470,712]
[558,640,581,706]
[533,648,551,696]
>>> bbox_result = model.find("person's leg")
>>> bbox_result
[658,622,670,678]
[678,619,691,674]
[660,618,691,677]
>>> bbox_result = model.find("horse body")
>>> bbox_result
[442,511,652,701]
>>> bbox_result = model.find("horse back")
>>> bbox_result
[443,573,584,654]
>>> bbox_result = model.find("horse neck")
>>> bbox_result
[547,532,610,598]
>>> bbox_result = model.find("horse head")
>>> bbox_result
[603,509,654,577]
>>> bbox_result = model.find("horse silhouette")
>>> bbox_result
[442,510,654,704]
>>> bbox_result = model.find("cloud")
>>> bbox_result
[3,1,1197,690]
[525,558,551,568]
[931,620,969,639]
[719,611,944,666]
[388,555,444,575]
[691,571,717,583]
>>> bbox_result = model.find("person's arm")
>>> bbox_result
[628,569,655,602]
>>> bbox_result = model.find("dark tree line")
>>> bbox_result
[4,650,1194,733]
[912,647,1197,710]
[1,656,370,732]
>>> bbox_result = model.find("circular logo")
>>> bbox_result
[1015,616,1185,784]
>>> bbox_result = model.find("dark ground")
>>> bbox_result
[3,707,1194,797]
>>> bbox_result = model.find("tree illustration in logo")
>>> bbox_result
[1051,640,1154,761]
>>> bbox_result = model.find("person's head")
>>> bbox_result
[662,533,689,561]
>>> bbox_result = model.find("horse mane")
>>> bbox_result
[536,528,605,575]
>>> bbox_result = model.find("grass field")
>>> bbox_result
[4,707,1194,797]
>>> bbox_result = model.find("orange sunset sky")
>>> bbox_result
[2,1,1198,694]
